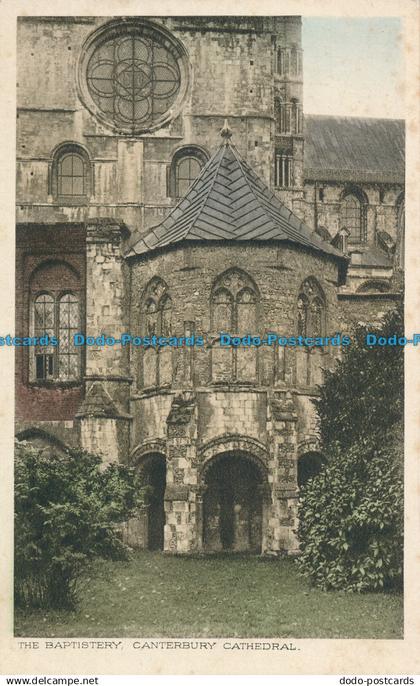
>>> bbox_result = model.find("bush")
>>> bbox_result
[15,442,144,609]
[297,305,404,591]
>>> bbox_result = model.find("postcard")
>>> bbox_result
[1,0,419,678]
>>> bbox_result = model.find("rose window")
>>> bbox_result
[81,23,186,134]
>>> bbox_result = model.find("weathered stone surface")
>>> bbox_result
[16,15,403,556]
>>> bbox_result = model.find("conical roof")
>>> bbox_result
[127,128,348,279]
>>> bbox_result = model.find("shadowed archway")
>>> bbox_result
[202,452,264,553]
[297,451,325,488]
[139,453,167,550]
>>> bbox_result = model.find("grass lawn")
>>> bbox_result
[15,552,403,639]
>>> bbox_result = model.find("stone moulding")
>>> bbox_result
[198,433,269,480]
[129,439,167,464]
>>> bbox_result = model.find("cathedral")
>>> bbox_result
[16,16,404,554]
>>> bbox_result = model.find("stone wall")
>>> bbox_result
[126,242,344,554]
[303,181,402,243]
[17,16,302,233]
[129,242,342,397]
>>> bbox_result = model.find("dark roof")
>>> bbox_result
[349,245,393,269]
[127,137,347,278]
[304,115,405,184]
[75,382,131,419]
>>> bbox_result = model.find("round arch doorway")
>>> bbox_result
[203,452,264,553]
[140,453,166,551]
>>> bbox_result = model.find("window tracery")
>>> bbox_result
[210,269,259,383]
[32,291,80,382]
[340,189,367,244]
[79,21,188,134]
[50,143,91,202]
[141,278,173,388]
[297,278,326,338]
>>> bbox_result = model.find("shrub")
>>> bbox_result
[15,442,144,609]
[297,305,404,591]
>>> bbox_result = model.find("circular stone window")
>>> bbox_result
[78,20,189,134]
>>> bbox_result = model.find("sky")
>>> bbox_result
[302,17,404,118]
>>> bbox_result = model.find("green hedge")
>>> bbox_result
[15,443,144,609]
[297,305,404,592]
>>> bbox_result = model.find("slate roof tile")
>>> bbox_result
[127,137,347,283]
[305,115,405,183]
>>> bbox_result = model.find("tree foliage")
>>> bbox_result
[297,305,404,591]
[15,442,144,609]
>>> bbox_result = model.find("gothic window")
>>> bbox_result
[145,298,158,336]
[141,278,173,388]
[297,278,326,338]
[237,288,257,333]
[144,292,172,338]
[311,297,323,338]
[340,191,366,243]
[296,278,326,388]
[297,293,308,337]
[169,147,208,198]
[58,293,80,380]
[80,21,188,134]
[160,295,172,337]
[212,288,233,332]
[32,291,80,382]
[210,269,259,383]
[34,294,55,381]
[30,261,82,383]
[51,144,91,202]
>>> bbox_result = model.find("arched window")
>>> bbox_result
[32,291,80,381]
[141,278,173,388]
[30,261,82,383]
[296,278,326,388]
[340,190,366,244]
[58,293,80,380]
[34,294,55,380]
[297,278,326,337]
[210,269,259,383]
[169,146,208,198]
[212,288,233,332]
[50,143,92,202]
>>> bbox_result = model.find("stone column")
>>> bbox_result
[268,390,299,554]
[76,220,132,464]
[165,392,199,553]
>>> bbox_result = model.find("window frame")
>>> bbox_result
[297,277,326,339]
[210,269,259,384]
[78,20,190,135]
[340,189,367,244]
[274,148,294,188]
[50,143,92,205]
[140,279,173,390]
[30,289,82,385]
[168,146,209,199]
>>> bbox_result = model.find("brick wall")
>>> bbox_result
[15,224,86,423]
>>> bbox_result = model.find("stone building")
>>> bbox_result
[16,16,404,554]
